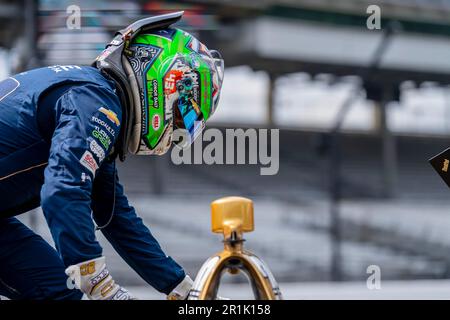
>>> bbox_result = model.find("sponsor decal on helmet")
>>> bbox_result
[150,79,159,109]
[201,72,209,110]
[99,107,120,126]
[79,151,99,175]
[140,90,148,136]
[152,114,161,131]
[89,138,106,162]
[164,70,183,95]
[188,71,200,105]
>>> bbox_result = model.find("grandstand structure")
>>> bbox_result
[2,0,450,283]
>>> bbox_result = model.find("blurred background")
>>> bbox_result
[3,0,450,299]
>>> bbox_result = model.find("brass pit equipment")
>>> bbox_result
[188,196,283,300]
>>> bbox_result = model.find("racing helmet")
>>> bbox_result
[93,11,224,158]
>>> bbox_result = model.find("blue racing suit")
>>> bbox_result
[0,65,185,299]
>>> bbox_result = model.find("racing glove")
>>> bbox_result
[166,275,230,300]
[167,275,194,300]
[65,256,136,300]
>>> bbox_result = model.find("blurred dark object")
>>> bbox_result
[429,147,450,189]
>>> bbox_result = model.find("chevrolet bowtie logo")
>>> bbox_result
[99,107,120,126]
[442,159,449,172]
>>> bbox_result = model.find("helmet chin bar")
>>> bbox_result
[121,55,174,156]
[121,55,141,155]
[93,11,184,159]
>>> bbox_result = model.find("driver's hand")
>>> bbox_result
[65,256,137,300]
[167,275,193,300]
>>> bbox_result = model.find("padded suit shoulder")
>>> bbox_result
[0,65,118,156]
[11,65,117,106]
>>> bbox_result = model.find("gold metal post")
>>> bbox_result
[188,196,283,300]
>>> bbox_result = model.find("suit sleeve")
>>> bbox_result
[40,84,122,266]
[92,161,186,294]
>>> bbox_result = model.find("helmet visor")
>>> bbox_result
[169,51,224,148]
[172,73,205,148]
[209,50,224,114]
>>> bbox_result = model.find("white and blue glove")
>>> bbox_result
[65,256,136,300]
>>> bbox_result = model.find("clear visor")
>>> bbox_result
[209,50,224,89]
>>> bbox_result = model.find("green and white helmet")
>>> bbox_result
[93,11,224,158]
